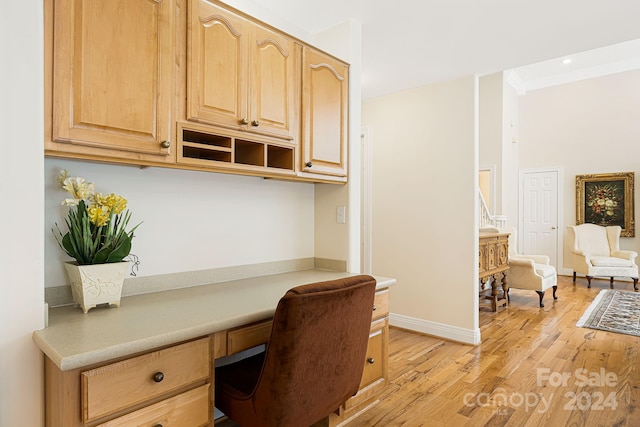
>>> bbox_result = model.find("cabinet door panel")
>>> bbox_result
[250,26,296,139]
[188,0,248,128]
[52,0,173,157]
[302,48,349,177]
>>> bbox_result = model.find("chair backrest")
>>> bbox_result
[500,226,519,257]
[252,275,377,427]
[569,223,618,256]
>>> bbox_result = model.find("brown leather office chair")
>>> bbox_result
[215,275,377,427]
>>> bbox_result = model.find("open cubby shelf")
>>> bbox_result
[179,126,294,173]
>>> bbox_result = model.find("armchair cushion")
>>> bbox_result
[591,256,635,267]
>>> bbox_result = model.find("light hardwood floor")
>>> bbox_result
[350,275,640,426]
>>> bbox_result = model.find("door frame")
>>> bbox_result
[518,166,565,272]
[479,165,497,214]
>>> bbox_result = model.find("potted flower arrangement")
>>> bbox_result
[53,170,141,313]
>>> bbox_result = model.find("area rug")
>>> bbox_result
[576,289,640,337]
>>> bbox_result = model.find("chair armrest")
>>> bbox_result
[611,250,638,262]
[509,257,536,268]
[512,254,550,265]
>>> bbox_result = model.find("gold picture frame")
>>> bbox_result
[576,172,635,237]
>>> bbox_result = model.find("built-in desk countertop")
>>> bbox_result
[34,269,395,371]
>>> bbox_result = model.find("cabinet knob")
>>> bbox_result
[305,161,313,168]
[240,118,249,125]
[152,372,164,383]
[160,140,170,149]
[251,120,260,127]
[367,357,375,364]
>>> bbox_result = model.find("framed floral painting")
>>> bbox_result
[576,172,635,237]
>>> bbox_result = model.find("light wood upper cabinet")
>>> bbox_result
[48,0,175,161]
[188,0,297,140]
[301,47,349,177]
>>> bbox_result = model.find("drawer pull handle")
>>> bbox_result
[372,305,377,311]
[152,372,164,383]
[367,357,375,364]
[153,425,163,427]
[251,120,260,127]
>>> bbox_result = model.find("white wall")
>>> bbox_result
[479,72,519,225]
[519,69,640,268]
[363,76,480,343]
[479,73,504,213]
[45,159,315,286]
[0,1,45,425]
[501,76,520,227]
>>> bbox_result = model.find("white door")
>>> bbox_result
[519,169,562,268]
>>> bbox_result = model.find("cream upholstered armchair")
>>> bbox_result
[500,227,558,307]
[567,224,639,290]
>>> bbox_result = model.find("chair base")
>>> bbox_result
[572,271,639,291]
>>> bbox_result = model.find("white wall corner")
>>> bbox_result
[389,313,481,346]
[505,70,526,96]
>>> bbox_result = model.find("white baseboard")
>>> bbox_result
[389,313,481,345]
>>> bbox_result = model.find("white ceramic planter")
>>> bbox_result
[64,261,129,314]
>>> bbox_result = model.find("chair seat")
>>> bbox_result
[590,256,634,268]
[535,263,556,278]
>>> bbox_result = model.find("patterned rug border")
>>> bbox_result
[576,289,640,337]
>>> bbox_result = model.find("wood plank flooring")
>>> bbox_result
[351,275,640,426]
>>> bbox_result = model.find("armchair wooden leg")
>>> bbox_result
[535,291,545,307]
[610,277,614,289]
[586,276,593,288]
[634,278,638,291]
[573,271,577,283]
[552,285,558,300]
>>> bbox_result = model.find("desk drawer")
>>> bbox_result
[372,288,390,320]
[97,384,210,426]
[82,338,210,423]
[227,320,272,355]
[360,326,384,388]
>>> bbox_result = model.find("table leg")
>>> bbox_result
[501,271,509,307]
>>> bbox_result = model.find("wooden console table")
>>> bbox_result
[479,232,509,311]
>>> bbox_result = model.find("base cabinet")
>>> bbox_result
[328,289,389,426]
[43,288,389,427]
[45,338,212,427]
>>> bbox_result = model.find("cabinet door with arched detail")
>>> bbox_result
[249,25,297,140]
[188,0,249,130]
[301,47,349,178]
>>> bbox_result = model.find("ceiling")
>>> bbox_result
[249,0,640,99]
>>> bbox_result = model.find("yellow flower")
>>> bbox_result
[96,193,128,215]
[87,204,110,227]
